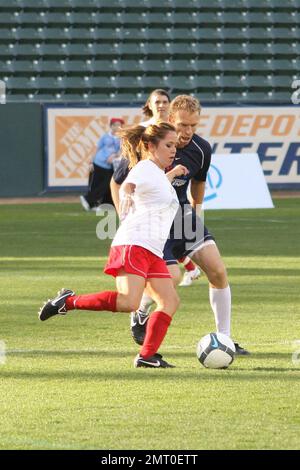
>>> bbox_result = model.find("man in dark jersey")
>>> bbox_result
[111,95,249,355]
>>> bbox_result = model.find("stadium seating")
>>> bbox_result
[0,0,299,102]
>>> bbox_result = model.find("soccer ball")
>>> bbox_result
[196,332,236,369]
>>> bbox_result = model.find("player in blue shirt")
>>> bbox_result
[80,117,124,211]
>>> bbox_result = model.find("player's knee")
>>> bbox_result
[127,299,141,312]
[172,271,182,287]
[209,265,227,286]
[174,292,180,310]
[118,294,140,312]
[167,264,181,286]
[164,292,180,315]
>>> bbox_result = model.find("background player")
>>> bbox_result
[80,117,124,212]
[140,88,170,126]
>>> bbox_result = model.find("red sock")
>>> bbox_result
[178,256,195,272]
[65,291,118,312]
[140,311,172,358]
[184,260,196,272]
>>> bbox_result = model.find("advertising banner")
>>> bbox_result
[45,105,300,190]
[199,106,300,187]
[204,153,274,209]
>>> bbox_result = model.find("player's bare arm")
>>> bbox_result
[190,179,205,216]
[166,164,189,182]
[119,182,136,221]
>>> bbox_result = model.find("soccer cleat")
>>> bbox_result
[134,353,175,368]
[79,195,91,212]
[38,288,75,322]
[179,266,201,287]
[130,310,150,345]
[234,342,250,356]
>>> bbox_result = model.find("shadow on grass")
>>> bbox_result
[232,367,300,372]
[229,268,300,277]
[252,367,300,372]
[7,349,136,358]
[0,368,299,382]
[6,350,295,360]
[7,349,201,359]
[172,352,296,360]
[243,353,295,359]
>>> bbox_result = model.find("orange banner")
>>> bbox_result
[47,107,141,187]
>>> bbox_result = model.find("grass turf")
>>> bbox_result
[0,199,299,450]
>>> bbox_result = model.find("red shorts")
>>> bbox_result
[104,245,171,279]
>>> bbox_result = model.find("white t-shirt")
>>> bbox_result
[112,159,179,258]
[140,117,155,127]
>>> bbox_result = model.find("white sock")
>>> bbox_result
[138,293,154,316]
[209,286,231,337]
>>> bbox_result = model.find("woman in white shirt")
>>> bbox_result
[39,122,188,369]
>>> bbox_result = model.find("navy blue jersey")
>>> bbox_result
[113,157,131,185]
[163,208,215,264]
[113,133,212,206]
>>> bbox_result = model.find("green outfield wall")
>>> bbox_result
[0,103,43,197]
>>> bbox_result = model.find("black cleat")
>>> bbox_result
[38,288,75,321]
[234,342,250,356]
[134,353,175,368]
[130,311,149,345]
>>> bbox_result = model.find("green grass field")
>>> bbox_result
[0,198,299,450]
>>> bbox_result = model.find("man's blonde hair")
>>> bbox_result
[169,95,201,118]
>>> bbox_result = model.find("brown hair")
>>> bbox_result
[169,95,201,118]
[142,89,171,118]
[118,122,176,169]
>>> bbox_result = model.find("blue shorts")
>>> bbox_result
[163,206,215,265]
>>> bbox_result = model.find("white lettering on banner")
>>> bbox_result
[60,123,82,146]
[74,132,94,152]
[55,154,77,177]
[89,119,105,140]
[81,125,99,147]
[46,106,300,188]
[76,161,90,178]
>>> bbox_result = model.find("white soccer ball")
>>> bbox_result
[196,332,236,369]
